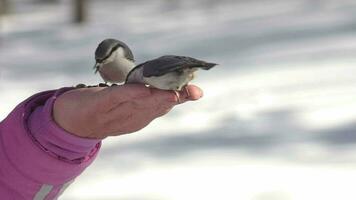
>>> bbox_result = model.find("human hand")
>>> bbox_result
[53,84,203,139]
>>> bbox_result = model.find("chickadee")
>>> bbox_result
[125,55,217,91]
[94,38,135,84]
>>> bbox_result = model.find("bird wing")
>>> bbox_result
[140,55,217,77]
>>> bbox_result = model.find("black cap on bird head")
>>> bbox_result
[93,38,135,73]
[94,38,135,63]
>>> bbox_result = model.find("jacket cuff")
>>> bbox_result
[28,87,101,163]
[0,88,101,184]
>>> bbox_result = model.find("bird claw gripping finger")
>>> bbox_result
[173,90,181,104]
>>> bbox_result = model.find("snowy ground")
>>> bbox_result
[1,0,356,199]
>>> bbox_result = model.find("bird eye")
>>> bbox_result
[111,45,119,52]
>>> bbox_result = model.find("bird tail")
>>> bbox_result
[202,62,218,70]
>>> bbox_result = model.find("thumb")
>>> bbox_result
[169,85,204,104]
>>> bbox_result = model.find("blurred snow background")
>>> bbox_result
[1,0,356,199]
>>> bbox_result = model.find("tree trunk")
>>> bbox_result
[0,0,10,15]
[0,0,9,45]
[73,0,87,23]
[36,0,60,3]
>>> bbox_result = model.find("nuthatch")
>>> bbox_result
[94,39,135,84]
[125,55,217,91]
[94,39,217,93]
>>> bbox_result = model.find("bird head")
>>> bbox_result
[94,38,135,73]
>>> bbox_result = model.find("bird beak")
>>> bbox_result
[93,62,100,74]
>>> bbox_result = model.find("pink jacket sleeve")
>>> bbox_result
[0,88,101,200]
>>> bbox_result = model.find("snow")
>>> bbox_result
[1,0,356,199]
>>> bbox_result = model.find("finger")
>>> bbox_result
[173,85,204,104]
[104,101,158,135]
[102,86,202,135]
[143,85,204,106]
[184,85,204,100]
[97,84,151,111]
[106,87,176,118]
[115,91,175,118]
[149,88,179,103]
[104,85,203,127]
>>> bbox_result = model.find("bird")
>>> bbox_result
[93,39,218,92]
[125,55,217,91]
[94,38,135,84]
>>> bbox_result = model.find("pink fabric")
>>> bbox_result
[0,88,101,199]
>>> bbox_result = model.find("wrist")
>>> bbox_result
[26,87,101,163]
[52,88,105,139]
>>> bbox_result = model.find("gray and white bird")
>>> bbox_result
[94,38,135,84]
[94,39,217,90]
[125,55,217,91]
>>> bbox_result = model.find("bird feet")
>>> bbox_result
[173,86,190,104]
[184,85,190,97]
[173,91,181,103]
